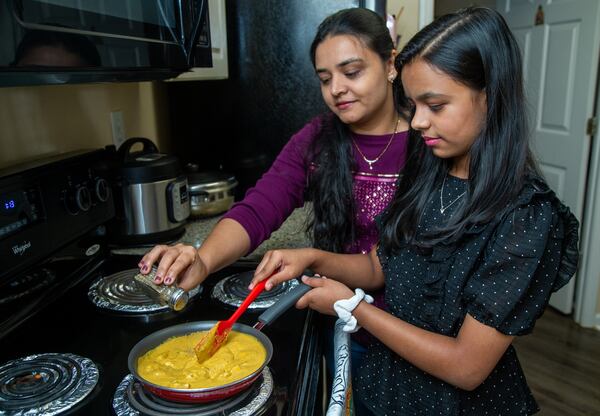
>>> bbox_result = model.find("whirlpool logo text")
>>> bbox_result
[12,241,32,256]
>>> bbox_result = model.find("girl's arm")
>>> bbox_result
[255,246,512,390]
[297,274,513,391]
[250,246,385,291]
[349,296,512,390]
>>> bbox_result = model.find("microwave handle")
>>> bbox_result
[185,0,209,66]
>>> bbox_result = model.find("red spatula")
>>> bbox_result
[194,279,268,363]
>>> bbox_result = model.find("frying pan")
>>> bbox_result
[128,281,311,403]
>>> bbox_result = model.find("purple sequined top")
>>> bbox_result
[223,115,408,256]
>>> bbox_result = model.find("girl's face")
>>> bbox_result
[315,34,396,132]
[401,58,487,178]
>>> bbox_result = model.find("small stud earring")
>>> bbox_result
[388,75,395,83]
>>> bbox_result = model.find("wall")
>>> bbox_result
[0,81,170,169]
[387,0,420,50]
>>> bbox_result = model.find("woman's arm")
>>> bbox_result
[141,218,250,290]
[251,246,385,291]
[141,118,322,290]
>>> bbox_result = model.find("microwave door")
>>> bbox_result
[2,0,199,85]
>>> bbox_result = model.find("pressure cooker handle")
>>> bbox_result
[118,137,159,162]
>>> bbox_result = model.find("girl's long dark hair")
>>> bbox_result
[306,8,396,252]
[381,7,540,252]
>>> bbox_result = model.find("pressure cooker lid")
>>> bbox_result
[188,171,238,194]
[117,137,183,183]
[121,152,183,183]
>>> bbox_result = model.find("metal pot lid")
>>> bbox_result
[188,171,238,194]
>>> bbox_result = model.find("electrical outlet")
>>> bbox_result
[110,111,126,149]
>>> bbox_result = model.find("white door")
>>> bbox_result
[498,0,600,313]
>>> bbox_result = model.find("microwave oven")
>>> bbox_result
[0,0,211,87]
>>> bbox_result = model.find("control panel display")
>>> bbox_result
[2,198,17,212]
[0,188,41,239]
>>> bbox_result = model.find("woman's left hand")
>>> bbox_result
[296,275,354,316]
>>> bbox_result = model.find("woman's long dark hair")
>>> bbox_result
[306,8,396,252]
[380,7,539,252]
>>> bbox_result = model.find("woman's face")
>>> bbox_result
[315,34,395,132]
[401,58,487,178]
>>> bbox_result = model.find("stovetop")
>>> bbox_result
[0,251,321,415]
[0,150,320,415]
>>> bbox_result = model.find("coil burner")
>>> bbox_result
[0,353,99,415]
[212,270,299,310]
[88,268,201,313]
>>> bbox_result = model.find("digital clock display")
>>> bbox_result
[1,192,21,216]
[4,199,16,211]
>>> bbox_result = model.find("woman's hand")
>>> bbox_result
[296,275,354,316]
[250,248,317,290]
[138,243,208,291]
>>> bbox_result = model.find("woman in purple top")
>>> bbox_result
[140,7,409,358]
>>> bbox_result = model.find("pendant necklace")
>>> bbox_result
[440,174,467,214]
[352,117,399,170]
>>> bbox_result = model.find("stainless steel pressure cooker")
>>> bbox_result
[110,138,190,245]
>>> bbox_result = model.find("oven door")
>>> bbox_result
[0,0,211,87]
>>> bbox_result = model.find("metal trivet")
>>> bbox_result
[88,269,201,313]
[212,270,299,309]
[113,367,274,416]
[0,353,99,416]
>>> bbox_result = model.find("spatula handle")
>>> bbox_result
[223,279,268,328]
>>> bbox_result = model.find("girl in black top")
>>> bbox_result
[251,7,579,415]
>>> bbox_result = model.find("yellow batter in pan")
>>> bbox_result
[137,330,267,389]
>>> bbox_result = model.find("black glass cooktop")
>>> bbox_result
[0,252,320,416]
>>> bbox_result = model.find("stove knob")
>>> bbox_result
[76,186,92,212]
[64,186,92,214]
[94,178,111,203]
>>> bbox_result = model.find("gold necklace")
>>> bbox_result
[352,117,399,170]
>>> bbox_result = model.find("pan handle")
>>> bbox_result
[255,269,316,328]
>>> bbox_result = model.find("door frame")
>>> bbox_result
[419,0,434,28]
[576,76,600,329]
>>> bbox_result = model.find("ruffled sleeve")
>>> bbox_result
[463,193,579,336]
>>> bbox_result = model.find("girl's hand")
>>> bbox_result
[296,275,354,316]
[250,248,316,290]
[138,243,208,291]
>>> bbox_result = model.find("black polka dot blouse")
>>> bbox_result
[355,175,579,415]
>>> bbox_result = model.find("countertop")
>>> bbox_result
[111,205,312,261]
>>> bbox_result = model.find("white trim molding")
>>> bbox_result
[419,0,435,29]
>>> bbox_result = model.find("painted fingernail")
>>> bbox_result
[154,276,161,283]
[165,277,173,284]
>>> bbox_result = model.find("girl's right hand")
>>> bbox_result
[138,243,208,291]
[250,248,316,290]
